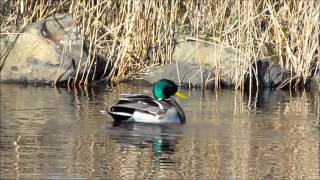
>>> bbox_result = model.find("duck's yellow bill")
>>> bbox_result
[175,91,188,100]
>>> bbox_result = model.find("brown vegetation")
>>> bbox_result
[1,0,319,88]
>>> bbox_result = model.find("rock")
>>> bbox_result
[309,77,320,92]
[145,40,249,88]
[173,40,248,87]
[0,13,110,85]
[244,59,298,88]
[145,40,305,89]
[145,63,213,89]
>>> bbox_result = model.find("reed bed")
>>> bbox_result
[0,0,319,89]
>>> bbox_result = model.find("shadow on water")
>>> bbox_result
[244,87,319,112]
[0,84,319,179]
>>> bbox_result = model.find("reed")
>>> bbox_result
[1,0,319,89]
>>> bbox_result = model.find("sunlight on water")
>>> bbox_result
[0,84,319,179]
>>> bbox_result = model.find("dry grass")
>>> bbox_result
[0,0,319,88]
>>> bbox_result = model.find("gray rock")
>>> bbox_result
[145,63,214,89]
[144,40,249,88]
[0,13,109,85]
[245,59,302,88]
[309,76,320,92]
[144,40,306,89]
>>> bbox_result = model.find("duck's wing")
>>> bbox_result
[109,95,171,122]
[117,94,154,104]
[118,94,172,110]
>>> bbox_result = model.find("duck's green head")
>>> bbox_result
[152,79,188,100]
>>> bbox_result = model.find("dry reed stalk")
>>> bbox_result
[1,0,319,89]
[53,43,66,85]
[73,15,85,86]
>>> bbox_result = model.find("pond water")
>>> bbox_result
[0,84,319,179]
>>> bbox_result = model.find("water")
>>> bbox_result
[1,84,319,179]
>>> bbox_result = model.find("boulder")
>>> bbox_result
[244,59,299,89]
[309,76,320,92]
[145,40,307,89]
[145,40,249,88]
[308,62,320,92]
[145,63,213,89]
[0,13,109,85]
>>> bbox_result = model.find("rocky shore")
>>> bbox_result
[1,14,319,91]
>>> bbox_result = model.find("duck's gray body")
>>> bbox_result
[108,94,186,124]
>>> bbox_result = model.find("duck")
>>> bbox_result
[108,79,188,124]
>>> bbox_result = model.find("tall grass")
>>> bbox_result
[1,0,319,88]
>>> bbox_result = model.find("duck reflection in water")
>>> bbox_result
[108,122,184,162]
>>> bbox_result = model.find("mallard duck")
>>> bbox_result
[108,79,188,124]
